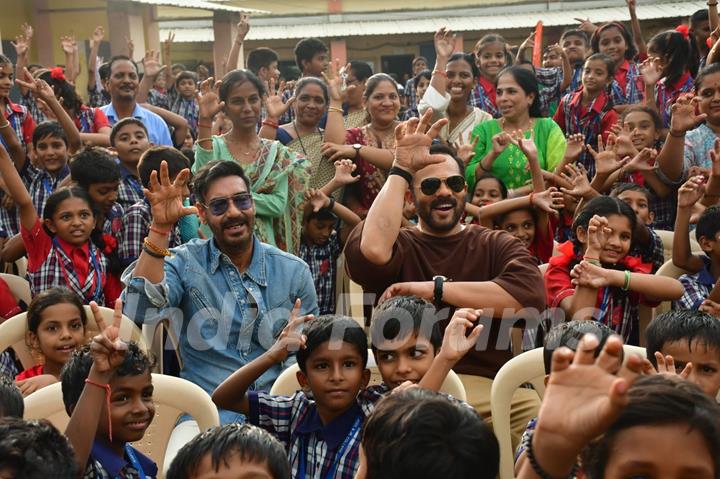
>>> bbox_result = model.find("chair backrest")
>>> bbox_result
[24,374,220,478]
[491,344,646,479]
[0,305,147,371]
[654,259,692,318]
[0,273,31,306]
[270,351,467,401]
[654,230,703,264]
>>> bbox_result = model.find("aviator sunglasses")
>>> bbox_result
[419,175,466,196]
[201,193,253,216]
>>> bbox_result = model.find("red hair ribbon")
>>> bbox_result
[675,24,690,40]
[50,67,66,82]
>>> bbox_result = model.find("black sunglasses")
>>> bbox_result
[201,193,253,216]
[419,175,466,196]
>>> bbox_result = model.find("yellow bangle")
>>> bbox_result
[328,106,343,114]
[143,238,172,257]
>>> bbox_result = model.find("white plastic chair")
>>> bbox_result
[24,374,220,478]
[491,344,646,479]
[0,272,31,306]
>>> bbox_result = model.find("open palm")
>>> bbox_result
[145,161,197,227]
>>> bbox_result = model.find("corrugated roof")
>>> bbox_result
[160,1,702,41]
[115,0,267,14]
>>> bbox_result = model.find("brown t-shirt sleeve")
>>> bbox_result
[486,231,546,313]
[343,221,404,294]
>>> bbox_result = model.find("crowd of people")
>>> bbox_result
[1,2,720,478]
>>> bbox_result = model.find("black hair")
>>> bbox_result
[247,48,279,75]
[591,22,639,61]
[219,69,265,103]
[646,309,720,368]
[647,31,691,86]
[293,37,328,71]
[561,29,590,46]
[620,104,663,131]
[306,207,337,223]
[61,341,152,414]
[38,70,83,113]
[696,63,720,91]
[172,63,188,72]
[362,388,499,479]
[448,52,480,80]
[428,143,465,177]
[0,55,12,67]
[690,9,710,76]
[413,70,432,89]
[610,182,652,204]
[543,320,616,374]
[192,160,252,204]
[109,117,148,147]
[696,205,720,244]
[42,186,95,223]
[571,196,637,255]
[349,61,373,82]
[181,147,195,167]
[98,62,111,82]
[370,295,443,353]
[294,76,329,105]
[166,424,291,479]
[296,315,368,373]
[473,34,514,71]
[497,66,542,118]
[584,53,616,80]
[583,375,720,479]
[691,9,710,26]
[0,375,23,418]
[32,121,68,148]
[0,418,78,478]
[70,147,121,189]
[138,146,191,188]
[107,55,138,75]
[363,73,398,101]
[26,287,87,336]
[175,70,198,89]
[474,172,508,199]
[412,56,429,67]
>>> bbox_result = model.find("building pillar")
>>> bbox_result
[328,0,342,14]
[145,6,161,54]
[454,33,464,55]
[32,0,54,66]
[330,39,347,67]
[212,11,233,77]
[107,2,146,61]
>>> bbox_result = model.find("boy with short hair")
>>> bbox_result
[119,146,195,267]
[646,309,720,398]
[560,29,590,94]
[673,177,720,313]
[166,424,291,479]
[404,56,429,110]
[247,47,280,84]
[280,37,329,123]
[109,117,152,210]
[0,418,78,479]
[62,301,157,478]
[0,375,23,418]
[357,388,499,479]
[168,71,199,137]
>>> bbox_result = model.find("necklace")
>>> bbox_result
[292,120,320,157]
[223,132,260,157]
[500,117,534,133]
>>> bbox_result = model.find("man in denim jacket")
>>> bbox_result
[122,160,318,427]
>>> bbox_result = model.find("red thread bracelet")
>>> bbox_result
[149,225,171,236]
[85,379,113,442]
[197,122,213,129]
[432,69,448,78]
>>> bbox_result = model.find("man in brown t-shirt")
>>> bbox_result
[344,112,544,446]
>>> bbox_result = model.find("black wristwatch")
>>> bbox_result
[433,275,449,305]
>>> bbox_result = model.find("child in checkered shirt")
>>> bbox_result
[109,118,151,211]
[300,159,361,315]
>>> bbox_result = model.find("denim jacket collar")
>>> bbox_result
[209,236,267,286]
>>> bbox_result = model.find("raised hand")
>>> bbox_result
[640,57,663,87]
[20,22,33,42]
[565,133,585,160]
[437,308,484,363]
[392,109,448,174]
[268,299,313,363]
[163,31,175,59]
[709,139,720,179]
[89,299,128,374]
[532,187,565,216]
[625,147,657,173]
[126,36,135,59]
[677,175,706,209]
[559,163,593,198]
[321,60,344,104]
[60,36,74,55]
[142,50,165,79]
[236,13,251,42]
[144,160,197,228]
[15,67,55,102]
[652,351,692,379]
[332,159,359,185]
[304,188,330,212]
[589,135,627,176]
[574,17,598,35]
[434,27,456,59]
[264,77,294,120]
[586,214,612,255]
[91,26,105,46]
[570,260,611,289]
[11,34,30,58]
[197,77,225,120]
[533,335,643,466]
[452,131,479,166]
[509,129,537,161]
[670,93,706,135]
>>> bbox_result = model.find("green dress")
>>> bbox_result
[466,118,567,191]
[193,136,310,254]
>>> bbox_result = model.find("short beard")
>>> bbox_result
[416,197,465,233]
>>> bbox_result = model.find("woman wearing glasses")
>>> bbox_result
[465,66,567,195]
[194,69,310,254]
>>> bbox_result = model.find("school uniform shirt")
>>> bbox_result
[101,102,173,147]
[534,66,563,118]
[553,88,618,177]
[23,163,71,219]
[75,105,111,134]
[561,64,583,96]
[119,199,183,267]
[84,441,157,479]
[528,222,554,265]
[629,226,665,274]
[117,163,145,211]
[654,71,694,129]
[299,232,342,315]
[248,387,384,479]
[22,218,108,305]
[2,99,35,152]
[675,256,716,310]
[609,60,644,106]
[87,85,111,109]
[103,202,125,246]
[404,77,418,110]
[16,364,43,381]
[469,76,500,118]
